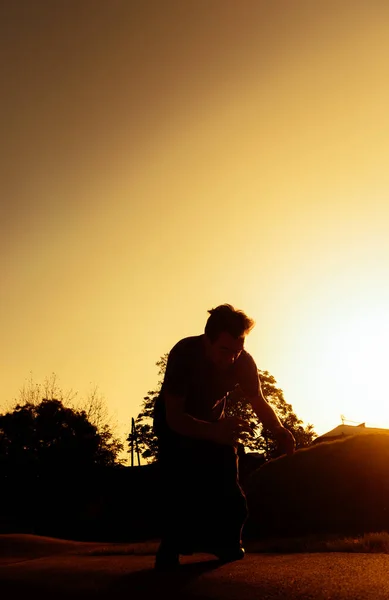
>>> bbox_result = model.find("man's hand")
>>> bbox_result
[273,425,296,455]
[212,417,254,446]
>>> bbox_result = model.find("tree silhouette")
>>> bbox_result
[0,398,123,474]
[128,356,167,462]
[131,354,316,462]
[6,373,124,467]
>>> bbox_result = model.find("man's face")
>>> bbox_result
[206,331,245,371]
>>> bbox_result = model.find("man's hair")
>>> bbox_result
[204,304,255,342]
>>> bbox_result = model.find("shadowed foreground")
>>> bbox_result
[2,535,389,599]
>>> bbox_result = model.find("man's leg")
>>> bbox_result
[197,443,248,560]
[155,440,248,567]
[220,444,248,549]
[154,455,181,570]
[155,448,197,569]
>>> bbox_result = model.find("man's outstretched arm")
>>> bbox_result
[246,390,296,455]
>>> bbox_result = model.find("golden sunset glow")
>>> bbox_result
[2,1,389,453]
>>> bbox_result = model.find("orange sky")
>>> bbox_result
[2,1,389,460]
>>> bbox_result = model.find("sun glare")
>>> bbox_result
[319,309,389,427]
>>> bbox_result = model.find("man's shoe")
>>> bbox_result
[213,545,245,563]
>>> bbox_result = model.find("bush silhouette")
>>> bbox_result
[244,433,389,539]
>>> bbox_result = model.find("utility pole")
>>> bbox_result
[130,417,141,467]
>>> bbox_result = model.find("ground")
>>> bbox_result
[2,534,389,600]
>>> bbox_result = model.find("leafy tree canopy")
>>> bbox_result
[0,374,124,473]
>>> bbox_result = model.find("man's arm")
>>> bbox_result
[248,391,282,432]
[164,392,253,445]
[236,354,296,456]
[246,390,296,455]
[164,392,215,440]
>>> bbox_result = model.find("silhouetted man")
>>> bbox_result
[153,304,295,569]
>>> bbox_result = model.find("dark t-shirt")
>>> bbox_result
[154,334,260,439]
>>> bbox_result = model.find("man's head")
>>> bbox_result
[204,304,255,370]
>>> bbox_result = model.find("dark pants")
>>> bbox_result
[157,435,248,552]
